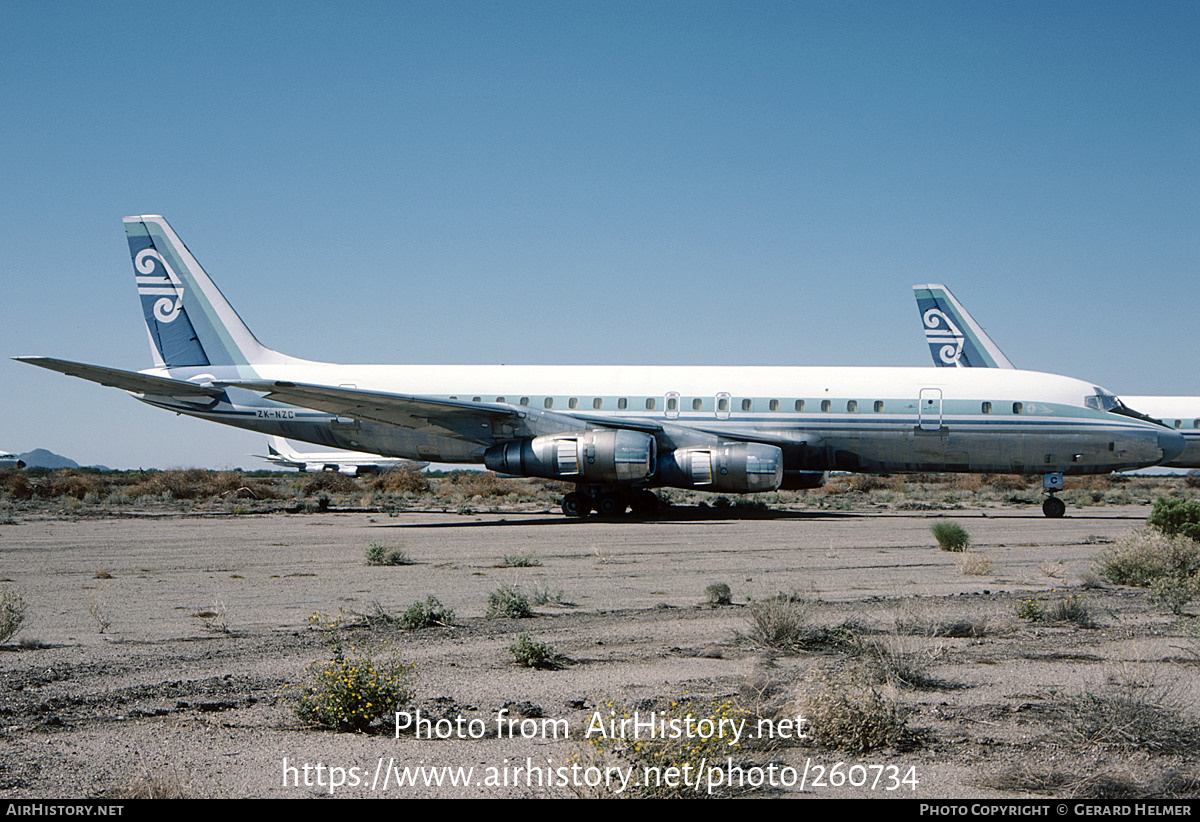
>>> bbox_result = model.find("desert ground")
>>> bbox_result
[1,472,1198,799]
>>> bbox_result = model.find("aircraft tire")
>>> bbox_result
[597,493,627,517]
[1042,496,1066,518]
[562,492,591,518]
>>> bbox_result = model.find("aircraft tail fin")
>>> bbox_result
[913,284,1015,369]
[124,215,291,370]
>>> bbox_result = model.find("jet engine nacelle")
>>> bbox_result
[484,430,656,483]
[658,442,784,493]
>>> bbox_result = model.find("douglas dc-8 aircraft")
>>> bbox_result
[257,435,427,475]
[14,216,1186,519]
[915,284,1200,482]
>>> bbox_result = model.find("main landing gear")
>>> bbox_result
[1042,473,1066,518]
[561,486,661,518]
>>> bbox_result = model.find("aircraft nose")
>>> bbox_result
[1159,429,1187,463]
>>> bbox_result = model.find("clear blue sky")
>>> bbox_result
[2,0,1197,469]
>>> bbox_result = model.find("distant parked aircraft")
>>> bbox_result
[256,436,427,475]
[0,450,24,470]
[10,215,1186,519]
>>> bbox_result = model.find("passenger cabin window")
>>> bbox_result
[496,396,505,403]
[666,397,677,411]
[646,398,656,410]
[741,398,752,412]
[795,400,805,412]
[1012,402,1024,415]
[821,400,831,412]
[472,396,481,403]
[981,402,992,414]
[519,397,529,406]
[692,398,703,411]
[569,397,578,409]
[1194,419,1200,429]
[593,398,603,410]
[618,397,627,410]
[874,401,884,412]
[1175,419,1183,429]
[718,397,729,412]
[846,400,858,412]
[769,399,779,411]
[544,398,553,409]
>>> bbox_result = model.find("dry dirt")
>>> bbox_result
[1,501,1198,799]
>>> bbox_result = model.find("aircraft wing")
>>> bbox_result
[217,379,663,445]
[14,356,224,398]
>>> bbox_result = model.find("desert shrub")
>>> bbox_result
[302,472,359,496]
[1095,529,1200,587]
[500,553,541,568]
[1046,593,1095,627]
[0,469,33,500]
[1013,596,1046,622]
[1147,496,1200,541]
[858,638,950,691]
[743,596,818,651]
[1186,471,1200,489]
[365,543,413,566]
[982,474,1032,492]
[931,521,970,552]
[370,465,430,495]
[705,582,732,605]
[0,587,27,643]
[584,698,752,797]
[851,474,905,493]
[954,551,993,576]
[38,470,105,500]
[397,596,455,629]
[508,633,560,668]
[443,471,523,498]
[799,664,908,753]
[112,767,197,799]
[486,586,534,619]
[1147,574,1200,615]
[291,612,416,732]
[1069,680,1199,754]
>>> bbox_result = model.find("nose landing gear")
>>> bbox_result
[1042,473,1066,518]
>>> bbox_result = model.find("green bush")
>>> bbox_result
[1147,497,1200,541]
[365,543,413,566]
[1147,574,1200,615]
[291,612,416,732]
[508,633,559,668]
[0,587,26,644]
[398,596,455,629]
[931,521,970,552]
[705,582,732,605]
[486,586,534,619]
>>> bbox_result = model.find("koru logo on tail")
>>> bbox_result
[135,249,185,323]
[922,308,965,366]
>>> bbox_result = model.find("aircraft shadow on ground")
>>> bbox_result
[369,506,862,528]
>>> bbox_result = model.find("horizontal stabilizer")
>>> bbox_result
[14,356,224,398]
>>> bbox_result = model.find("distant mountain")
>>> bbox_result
[18,449,80,469]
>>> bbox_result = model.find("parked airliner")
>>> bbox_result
[13,216,1185,518]
[257,436,427,475]
[914,284,1200,479]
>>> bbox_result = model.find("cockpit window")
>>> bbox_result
[1087,388,1166,426]
[1085,388,1122,413]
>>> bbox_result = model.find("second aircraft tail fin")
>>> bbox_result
[913,284,1015,369]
